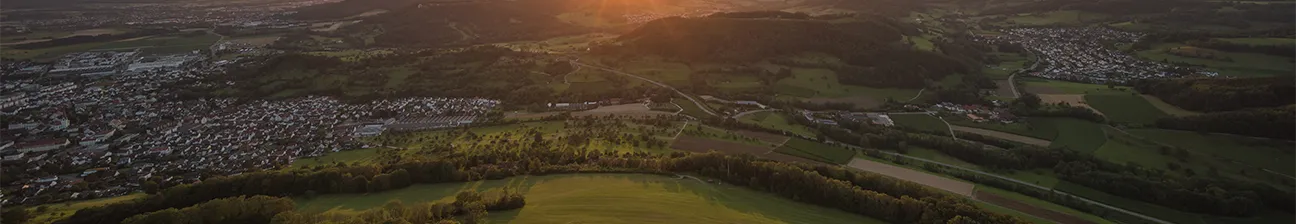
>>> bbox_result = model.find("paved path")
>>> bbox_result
[936,116,958,140]
[834,143,1171,224]
[1004,49,1040,98]
[907,88,926,102]
[571,61,717,117]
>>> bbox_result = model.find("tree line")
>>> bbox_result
[1155,105,1295,140]
[56,142,1028,224]
[817,120,1295,217]
[1131,77,1295,112]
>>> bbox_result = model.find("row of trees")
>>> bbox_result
[121,196,295,224]
[819,119,1294,216]
[274,190,525,224]
[58,142,1027,224]
[1155,105,1296,140]
[1130,77,1295,112]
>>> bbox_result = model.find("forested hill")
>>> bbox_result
[1132,76,1295,112]
[597,17,978,88]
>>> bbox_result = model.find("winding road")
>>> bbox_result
[570,61,718,117]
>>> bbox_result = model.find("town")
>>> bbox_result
[985,27,1217,83]
[0,48,498,205]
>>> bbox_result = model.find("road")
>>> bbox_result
[834,143,1172,224]
[1005,49,1042,98]
[907,88,926,102]
[570,61,718,117]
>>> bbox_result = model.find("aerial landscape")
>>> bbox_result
[0,0,1292,223]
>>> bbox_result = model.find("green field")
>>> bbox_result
[1002,169,1060,188]
[998,10,1109,26]
[1083,94,1170,126]
[890,114,949,134]
[291,148,382,168]
[907,147,982,169]
[26,194,145,224]
[985,52,1029,79]
[737,111,817,138]
[379,120,678,155]
[1140,95,1202,117]
[947,117,1057,140]
[1135,43,1295,77]
[1126,129,1296,176]
[1020,78,1133,95]
[295,174,886,224]
[773,67,920,101]
[1213,38,1295,46]
[673,98,712,118]
[2,33,220,60]
[774,138,855,164]
[1046,118,1106,153]
[975,186,1115,224]
[1054,181,1208,224]
[682,123,772,147]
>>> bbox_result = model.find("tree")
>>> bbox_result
[143,181,159,194]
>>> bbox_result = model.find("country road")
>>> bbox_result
[1005,49,1041,98]
[570,61,718,117]
[835,143,1172,224]
[731,109,777,119]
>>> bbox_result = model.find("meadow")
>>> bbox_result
[975,186,1115,224]
[773,137,855,164]
[1127,129,1296,177]
[26,194,146,224]
[291,148,382,168]
[1045,118,1106,153]
[946,117,1057,140]
[737,111,817,138]
[1135,43,1294,77]
[996,10,1109,26]
[2,33,221,60]
[1212,37,1295,46]
[889,114,949,133]
[1020,78,1132,95]
[294,174,886,224]
[1083,94,1170,126]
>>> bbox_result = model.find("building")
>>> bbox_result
[1,93,28,108]
[15,139,70,153]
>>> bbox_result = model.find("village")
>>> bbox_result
[984,27,1216,83]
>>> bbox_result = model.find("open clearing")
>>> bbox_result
[734,130,791,145]
[846,158,975,196]
[1037,94,1104,116]
[295,174,884,224]
[572,103,674,118]
[953,126,1051,147]
[1139,95,1201,117]
[1021,78,1132,95]
[1047,118,1106,153]
[27,194,145,224]
[291,148,381,168]
[890,114,949,134]
[671,135,822,165]
[1083,94,1169,125]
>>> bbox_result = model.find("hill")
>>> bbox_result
[597,17,977,89]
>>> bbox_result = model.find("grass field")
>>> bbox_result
[1020,78,1132,95]
[737,111,816,138]
[774,67,920,105]
[774,138,855,164]
[1213,38,1295,46]
[291,148,382,168]
[1046,118,1106,153]
[907,147,982,169]
[1140,95,1202,117]
[295,174,885,224]
[1135,43,1294,77]
[946,117,1057,140]
[2,33,220,60]
[673,98,712,118]
[986,52,1029,79]
[976,186,1115,224]
[26,194,145,224]
[1054,181,1207,224]
[1002,169,1060,188]
[998,10,1109,26]
[890,114,948,133]
[1083,94,1170,126]
[1127,129,1296,176]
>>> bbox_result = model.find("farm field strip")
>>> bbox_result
[846,158,975,196]
[952,125,1052,146]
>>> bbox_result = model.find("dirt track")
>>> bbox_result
[952,126,1052,147]
[845,158,975,196]
[974,190,1095,224]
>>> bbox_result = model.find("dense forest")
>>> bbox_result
[1131,77,1296,112]
[597,17,976,89]
[51,144,1028,224]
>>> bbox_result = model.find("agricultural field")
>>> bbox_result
[1212,37,1295,46]
[679,123,773,147]
[1020,78,1132,95]
[953,126,1052,147]
[1139,95,1201,117]
[1083,94,1170,126]
[1126,129,1296,177]
[291,148,382,168]
[985,52,1029,79]
[777,68,921,107]
[25,194,145,224]
[2,32,219,60]
[1053,181,1212,224]
[906,147,982,169]
[974,186,1115,224]
[1134,43,1294,77]
[227,35,283,46]
[890,114,949,134]
[737,111,816,138]
[1046,118,1106,153]
[374,120,683,156]
[993,10,1110,27]
[946,117,1057,140]
[303,49,394,62]
[845,158,974,196]
[773,137,855,164]
[295,174,886,224]
[672,98,712,118]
